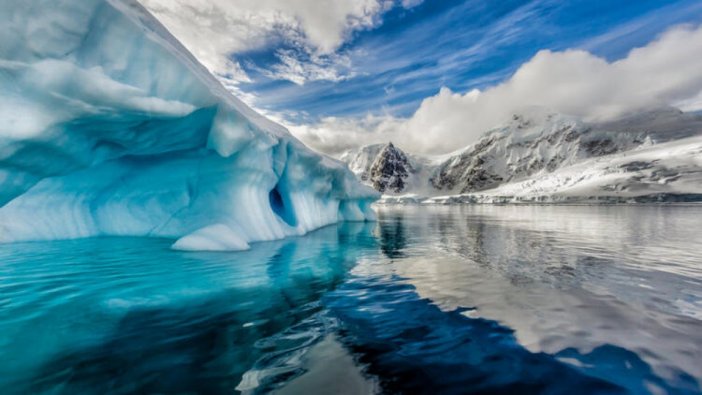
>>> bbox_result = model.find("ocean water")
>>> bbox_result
[0,205,700,394]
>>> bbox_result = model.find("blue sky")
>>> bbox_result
[144,0,702,153]
[232,0,702,123]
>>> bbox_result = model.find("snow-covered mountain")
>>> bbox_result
[460,134,702,203]
[0,0,377,250]
[340,108,702,203]
[339,143,387,183]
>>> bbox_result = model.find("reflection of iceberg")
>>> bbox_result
[4,222,376,393]
[0,0,377,250]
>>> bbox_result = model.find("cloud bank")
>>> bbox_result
[290,24,702,155]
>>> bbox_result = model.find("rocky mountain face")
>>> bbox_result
[340,108,702,200]
[368,143,413,193]
[339,143,415,193]
[430,113,644,193]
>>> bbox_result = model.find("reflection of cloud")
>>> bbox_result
[330,249,693,394]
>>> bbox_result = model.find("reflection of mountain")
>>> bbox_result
[326,270,689,394]
[341,108,702,202]
[368,205,702,391]
[377,210,408,259]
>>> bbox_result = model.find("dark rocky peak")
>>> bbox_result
[369,142,413,193]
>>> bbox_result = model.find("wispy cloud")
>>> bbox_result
[261,49,357,85]
[139,0,393,114]
[577,0,702,56]
[242,1,552,119]
[140,0,418,86]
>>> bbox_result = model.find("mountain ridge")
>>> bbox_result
[339,107,702,203]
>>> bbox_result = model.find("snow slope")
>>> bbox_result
[0,0,377,250]
[339,144,386,182]
[471,135,702,202]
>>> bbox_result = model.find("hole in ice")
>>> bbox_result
[269,184,297,227]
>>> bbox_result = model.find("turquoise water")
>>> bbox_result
[1,206,701,394]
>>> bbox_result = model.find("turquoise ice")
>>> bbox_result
[0,0,377,250]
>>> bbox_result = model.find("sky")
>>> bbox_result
[141,0,702,155]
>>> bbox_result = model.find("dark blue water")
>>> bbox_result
[1,206,700,394]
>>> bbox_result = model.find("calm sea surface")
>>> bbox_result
[1,205,700,394]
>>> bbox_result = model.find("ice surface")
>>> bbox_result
[0,0,377,250]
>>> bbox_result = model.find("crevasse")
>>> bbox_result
[0,0,378,251]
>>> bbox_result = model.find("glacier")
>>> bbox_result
[0,0,377,250]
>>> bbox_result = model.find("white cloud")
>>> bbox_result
[676,91,702,113]
[262,49,356,85]
[401,0,424,9]
[286,114,405,155]
[139,0,390,85]
[289,24,702,155]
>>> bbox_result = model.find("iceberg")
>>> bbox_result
[0,0,377,250]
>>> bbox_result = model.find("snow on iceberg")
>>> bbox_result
[0,0,377,250]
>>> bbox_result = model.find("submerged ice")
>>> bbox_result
[0,0,377,250]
